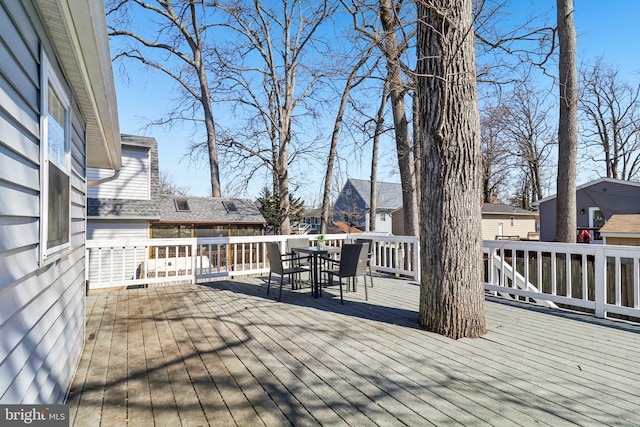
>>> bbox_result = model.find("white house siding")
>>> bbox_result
[87,220,149,240]
[87,144,150,200]
[482,216,536,240]
[86,221,149,287]
[0,0,86,404]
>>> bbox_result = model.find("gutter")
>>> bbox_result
[87,170,120,188]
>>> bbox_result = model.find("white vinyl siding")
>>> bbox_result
[87,145,150,200]
[482,216,537,240]
[87,220,149,240]
[0,0,86,404]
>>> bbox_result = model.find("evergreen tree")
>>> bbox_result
[257,187,305,234]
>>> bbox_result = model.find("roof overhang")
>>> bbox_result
[150,221,267,226]
[532,178,640,206]
[34,0,121,170]
[88,215,160,221]
[482,212,538,217]
[600,232,640,238]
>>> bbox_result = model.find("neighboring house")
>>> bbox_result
[0,0,121,404]
[337,179,538,238]
[333,179,402,234]
[301,208,363,234]
[599,215,640,246]
[87,134,160,240]
[87,135,266,240]
[87,136,265,284]
[302,207,322,234]
[533,178,640,242]
[481,203,538,240]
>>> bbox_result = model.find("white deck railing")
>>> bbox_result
[85,234,640,321]
[85,234,420,291]
[485,240,640,320]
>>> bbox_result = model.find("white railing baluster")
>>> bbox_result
[635,258,640,309]
[551,252,557,296]
[537,250,543,293]
[511,248,517,290]
[582,253,588,302]
[594,246,606,318]
[97,247,102,288]
[566,251,572,299]
[499,248,505,286]
[524,250,530,302]
[109,247,114,287]
[191,243,197,284]
[615,256,622,306]
[394,242,399,273]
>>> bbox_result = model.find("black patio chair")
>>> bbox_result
[266,242,309,301]
[286,238,312,289]
[321,243,369,304]
[355,238,374,287]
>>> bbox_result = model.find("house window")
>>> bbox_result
[589,207,605,229]
[151,224,192,238]
[40,51,71,263]
[175,199,190,212]
[380,213,386,221]
[223,200,238,212]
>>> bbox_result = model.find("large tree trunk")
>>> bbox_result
[321,52,373,234]
[278,126,291,235]
[555,0,578,242]
[416,0,486,339]
[199,74,222,198]
[413,89,422,204]
[369,79,390,232]
[380,0,419,236]
[320,84,348,233]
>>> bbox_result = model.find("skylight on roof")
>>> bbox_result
[175,199,190,212]
[223,200,238,212]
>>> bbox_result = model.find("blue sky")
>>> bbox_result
[111,1,640,203]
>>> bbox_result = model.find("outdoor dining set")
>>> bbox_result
[265,238,374,303]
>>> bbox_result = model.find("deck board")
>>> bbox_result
[68,275,640,426]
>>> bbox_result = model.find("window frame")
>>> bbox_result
[40,50,72,264]
[589,207,605,229]
[174,199,190,212]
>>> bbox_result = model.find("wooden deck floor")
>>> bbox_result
[67,275,640,426]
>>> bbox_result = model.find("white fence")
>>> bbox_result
[85,234,420,291]
[485,240,640,320]
[86,235,640,321]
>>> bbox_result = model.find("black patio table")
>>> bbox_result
[292,246,341,297]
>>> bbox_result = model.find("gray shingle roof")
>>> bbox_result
[87,197,161,219]
[348,178,403,209]
[156,195,266,224]
[482,203,536,215]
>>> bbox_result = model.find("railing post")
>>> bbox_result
[413,236,420,281]
[191,241,198,285]
[594,245,606,318]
